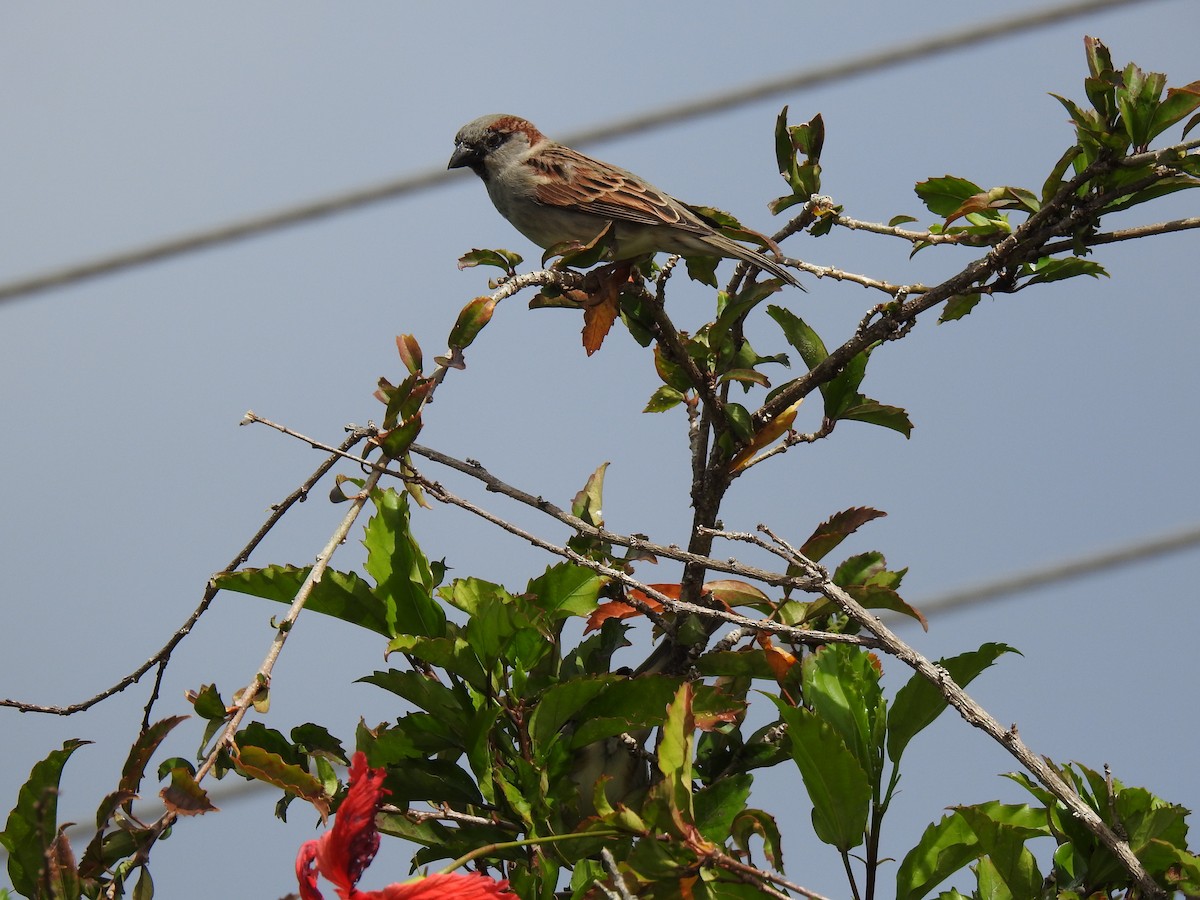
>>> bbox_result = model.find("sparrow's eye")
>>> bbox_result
[484,131,505,151]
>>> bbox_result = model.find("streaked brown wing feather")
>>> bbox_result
[531,143,713,235]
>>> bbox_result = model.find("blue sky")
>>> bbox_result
[1,3,1196,897]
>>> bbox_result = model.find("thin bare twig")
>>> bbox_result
[104,464,387,897]
[747,524,1163,897]
[1,425,373,718]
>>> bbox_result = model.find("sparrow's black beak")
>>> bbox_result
[447,142,482,170]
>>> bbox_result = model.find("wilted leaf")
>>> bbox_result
[457,247,523,274]
[160,767,217,817]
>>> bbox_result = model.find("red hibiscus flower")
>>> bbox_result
[296,752,516,900]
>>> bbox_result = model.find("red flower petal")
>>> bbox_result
[295,754,516,900]
[371,872,518,899]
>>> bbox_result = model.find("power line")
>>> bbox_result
[0,0,1158,307]
[917,522,1200,617]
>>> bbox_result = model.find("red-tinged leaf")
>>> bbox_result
[373,415,422,459]
[800,507,888,562]
[119,716,189,803]
[235,745,331,819]
[46,827,81,900]
[691,693,746,732]
[914,175,984,217]
[571,462,608,527]
[704,580,770,609]
[160,767,217,817]
[584,583,680,633]
[718,367,770,389]
[732,809,784,869]
[582,290,621,356]
[449,295,498,350]
[457,247,523,273]
[729,399,801,472]
[757,634,798,683]
[395,334,423,375]
[1184,110,1200,140]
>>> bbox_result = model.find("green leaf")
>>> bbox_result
[837,397,913,437]
[956,805,1046,900]
[529,675,620,750]
[939,293,983,323]
[387,633,488,688]
[802,645,885,787]
[0,740,88,899]
[569,676,682,748]
[457,247,523,274]
[887,643,1019,763]
[774,702,870,851]
[526,562,605,619]
[644,385,685,413]
[694,774,752,843]
[684,254,720,287]
[363,488,446,638]
[360,670,469,732]
[914,176,985,217]
[895,810,981,900]
[724,402,753,442]
[448,295,498,351]
[658,683,697,825]
[571,462,608,527]
[800,507,887,561]
[235,744,330,813]
[119,716,188,802]
[1020,256,1108,286]
[381,759,485,806]
[766,305,828,371]
[216,564,393,637]
[731,808,784,869]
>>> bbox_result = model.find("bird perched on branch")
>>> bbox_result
[448,114,802,289]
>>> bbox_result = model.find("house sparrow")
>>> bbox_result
[448,114,802,289]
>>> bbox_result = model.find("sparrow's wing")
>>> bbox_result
[530,143,714,236]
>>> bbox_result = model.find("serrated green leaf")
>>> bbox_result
[939,293,983,323]
[1020,256,1108,286]
[526,562,605,619]
[802,645,885,786]
[895,811,981,900]
[363,488,446,638]
[774,702,870,851]
[799,507,887,562]
[887,643,1019,763]
[914,176,985,217]
[216,564,392,636]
